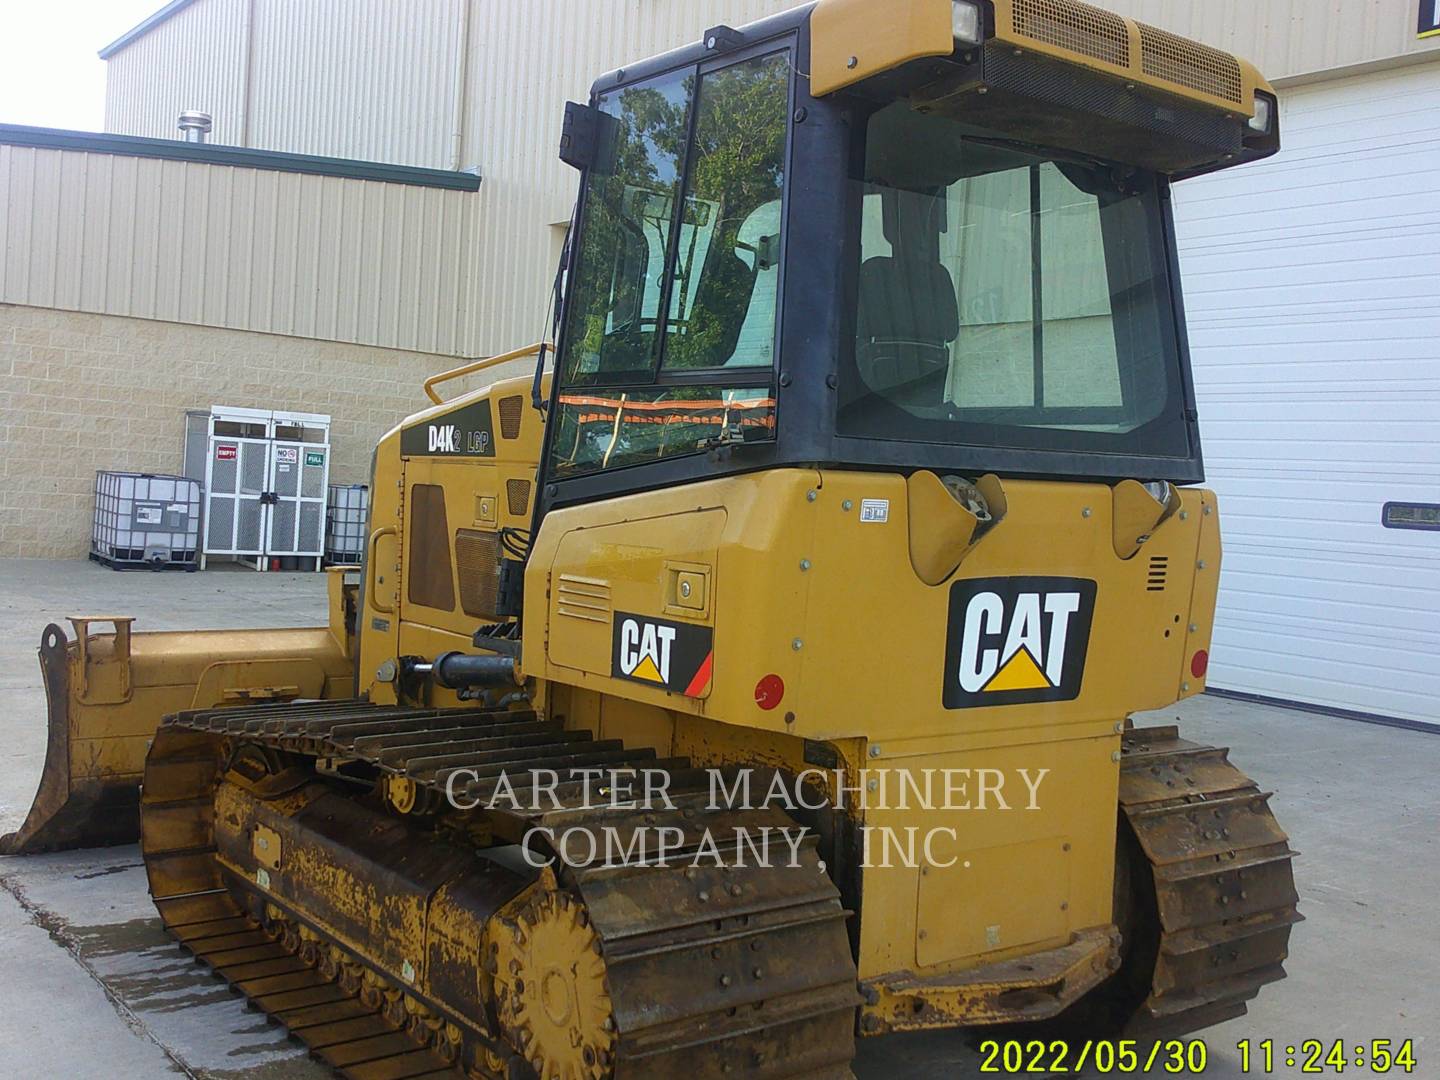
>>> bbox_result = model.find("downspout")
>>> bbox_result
[449,0,473,170]
[240,0,256,147]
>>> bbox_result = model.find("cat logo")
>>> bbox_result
[611,612,714,697]
[618,619,675,684]
[942,577,1097,709]
[428,425,459,453]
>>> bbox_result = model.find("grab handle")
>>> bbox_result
[365,526,399,614]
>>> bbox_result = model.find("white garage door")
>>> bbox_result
[1171,61,1440,727]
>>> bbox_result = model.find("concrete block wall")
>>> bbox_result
[0,302,520,558]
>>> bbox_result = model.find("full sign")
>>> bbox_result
[943,577,1097,709]
[611,612,714,697]
[400,399,496,458]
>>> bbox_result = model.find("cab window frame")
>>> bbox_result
[544,36,797,486]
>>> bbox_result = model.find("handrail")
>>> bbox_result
[423,342,551,405]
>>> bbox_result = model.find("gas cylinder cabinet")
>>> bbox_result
[183,406,332,570]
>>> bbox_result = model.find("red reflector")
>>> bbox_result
[1191,650,1209,679]
[755,674,785,711]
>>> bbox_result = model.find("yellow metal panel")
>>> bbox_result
[1177,489,1220,700]
[990,0,1265,115]
[810,0,956,95]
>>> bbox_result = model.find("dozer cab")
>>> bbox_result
[8,1,1300,1076]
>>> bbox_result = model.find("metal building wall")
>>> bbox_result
[0,145,480,355]
[246,0,467,168]
[103,0,250,145]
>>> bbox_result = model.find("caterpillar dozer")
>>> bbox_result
[8,1,1302,1076]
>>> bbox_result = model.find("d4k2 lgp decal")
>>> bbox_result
[943,577,1097,709]
[399,398,496,458]
[611,612,713,697]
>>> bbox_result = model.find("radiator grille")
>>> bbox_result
[556,574,611,623]
[1138,21,1243,105]
[455,529,500,619]
[506,479,532,517]
[498,395,524,440]
[1147,555,1169,593]
[1011,0,1129,68]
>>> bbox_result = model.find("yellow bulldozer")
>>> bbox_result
[4,1,1300,1076]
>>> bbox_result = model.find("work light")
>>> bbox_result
[1248,92,1275,133]
[952,0,983,45]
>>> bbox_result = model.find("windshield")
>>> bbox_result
[838,102,1192,461]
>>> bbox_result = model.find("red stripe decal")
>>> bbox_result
[683,650,714,697]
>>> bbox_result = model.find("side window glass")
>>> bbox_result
[662,53,790,371]
[552,51,789,481]
[560,71,693,386]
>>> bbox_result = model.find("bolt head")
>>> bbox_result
[799,559,811,571]
[842,499,853,511]
[847,55,858,68]
[1082,507,1092,518]
[869,745,881,758]
[791,637,804,651]
[806,489,818,502]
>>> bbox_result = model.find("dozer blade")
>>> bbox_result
[1,617,354,855]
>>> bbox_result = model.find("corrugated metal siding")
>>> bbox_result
[1171,62,1440,724]
[247,0,467,167]
[0,145,480,355]
[104,0,250,144]
[457,0,800,354]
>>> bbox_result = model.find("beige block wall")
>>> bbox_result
[0,302,508,559]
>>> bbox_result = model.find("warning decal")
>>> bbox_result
[943,577,1096,709]
[611,612,713,697]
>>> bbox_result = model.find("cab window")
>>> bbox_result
[552,50,789,480]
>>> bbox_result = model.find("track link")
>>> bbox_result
[1120,725,1302,1031]
[140,700,858,1079]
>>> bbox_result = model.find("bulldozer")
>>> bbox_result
[4,1,1300,1076]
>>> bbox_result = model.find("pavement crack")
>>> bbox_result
[0,867,197,1078]
[73,862,145,879]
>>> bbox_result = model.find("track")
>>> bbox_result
[139,700,859,1079]
[1119,724,1302,1032]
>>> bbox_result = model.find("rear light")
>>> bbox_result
[1191,650,1209,679]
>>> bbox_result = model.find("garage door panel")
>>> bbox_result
[1209,650,1440,718]
[1218,569,1440,632]
[1172,62,1440,726]
[1215,618,1440,675]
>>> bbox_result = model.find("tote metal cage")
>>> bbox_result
[90,471,202,571]
[325,484,369,566]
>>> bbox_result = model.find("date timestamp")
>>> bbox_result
[1237,1039,1417,1074]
